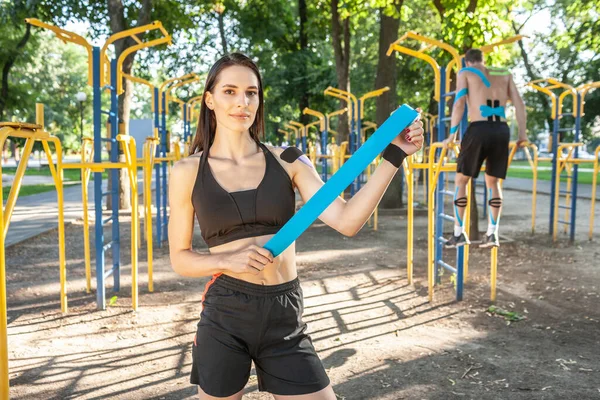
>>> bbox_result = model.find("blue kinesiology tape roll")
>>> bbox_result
[264,104,419,257]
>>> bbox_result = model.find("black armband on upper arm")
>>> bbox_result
[280,146,312,167]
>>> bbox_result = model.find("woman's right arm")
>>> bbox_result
[168,157,273,278]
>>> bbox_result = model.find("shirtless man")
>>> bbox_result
[443,48,527,248]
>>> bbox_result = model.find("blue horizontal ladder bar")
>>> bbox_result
[437,259,457,274]
[438,213,455,223]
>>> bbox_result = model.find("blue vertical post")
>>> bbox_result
[153,88,160,247]
[110,59,120,292]
[434,67,447,285]
[349,102,357,195]
[570,93,581,241]
[321,119,328,182]
[356,99,363,191]
[92,47,105,310]
[158,92,167,246]
[156,92,164,246]
[549,102,560,235]
[301,127,307,154]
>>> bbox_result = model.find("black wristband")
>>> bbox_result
[381,144,408,168]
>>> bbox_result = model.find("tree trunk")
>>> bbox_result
[217,10,229,55]
[106,0,152,210]
[0,24,32,120]
[298,0,309,125]
[331,0,350,146]
[376,1,404,209]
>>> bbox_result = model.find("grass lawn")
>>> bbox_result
[506,166,597,184]
[2,166,109,197]
[2,182,80,199]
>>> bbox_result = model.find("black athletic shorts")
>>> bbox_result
[456,121,510,179]
[190,274,330,397]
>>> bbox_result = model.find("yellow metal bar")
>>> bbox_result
[3,139,34,233]
[26,18,93,86]
[289,121,306,138]
[358,87,390,119]
[490,247,498,302]
[0,129,10,400]
[303,108,325,131]
[590,145,600,240]
[405,156,414,284]
[526,82,558,119]
[116,35,171,94]
[80,138,93,293]
[480,35,527,53]
[165,75,200,114]
[387,43,441,101]
[325,87,357,123]
[103,20,171,86]
[123,73,155,112]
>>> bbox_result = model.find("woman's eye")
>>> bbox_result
[247,91,258,97]
[224,90,234,94]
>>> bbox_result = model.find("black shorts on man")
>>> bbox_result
[456,120,510,179]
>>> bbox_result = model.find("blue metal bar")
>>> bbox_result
[102,85,116,91]
[558,205,572,210]
[549,101,560,235]
[437,259,457,274]
[440,190,454,196]
[355,98,363,191]
[558,220,571,225]
[102,216,114,225]
[558,127,574,132]
[101,110,116,116]
[321,119,328,182]
[103,241,113,252]
[100,137,116,142]
[570,92,581,241]
[441,116,452,122]
[438,213,455,223]
[92,46,105,310]
[104,266,115,279]
[444,91,457,97]
[110,58,120,293]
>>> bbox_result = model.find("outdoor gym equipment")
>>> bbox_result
[526,79,600,241]
[26,18,171,310]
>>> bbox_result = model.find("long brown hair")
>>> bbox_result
[189,53,265,155]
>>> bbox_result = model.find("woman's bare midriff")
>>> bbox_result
[208,234,297,285]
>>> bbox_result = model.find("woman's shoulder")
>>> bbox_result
[171,152,202,182]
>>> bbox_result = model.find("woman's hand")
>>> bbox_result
[219,245,274,275]
[390,108,424,156]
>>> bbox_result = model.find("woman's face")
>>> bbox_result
[205,65,260,133]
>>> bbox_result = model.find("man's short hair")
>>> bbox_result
[465,49,483,63]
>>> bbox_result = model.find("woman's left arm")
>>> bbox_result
[292,114,424,237]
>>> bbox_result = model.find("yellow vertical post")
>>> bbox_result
[0,128,10,400]
[406,156,414,284]
[590,146,599,240]
[81,139,92,293]
[490,246,498,302]
[464,179,471,282]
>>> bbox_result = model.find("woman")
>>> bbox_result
[168,53,423,400]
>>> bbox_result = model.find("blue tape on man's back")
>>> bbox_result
[459,67,491,87]
[263,104,419,257]
[480,105,506,118]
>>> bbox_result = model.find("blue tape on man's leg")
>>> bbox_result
[454,187,463,227]
[488,188,496,225]
[263,105,419,257]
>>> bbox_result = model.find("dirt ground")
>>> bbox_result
[5,188,600,399]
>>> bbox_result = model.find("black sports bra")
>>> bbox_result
[191,142,295,248]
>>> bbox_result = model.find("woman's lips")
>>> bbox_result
[230,114,250,120]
